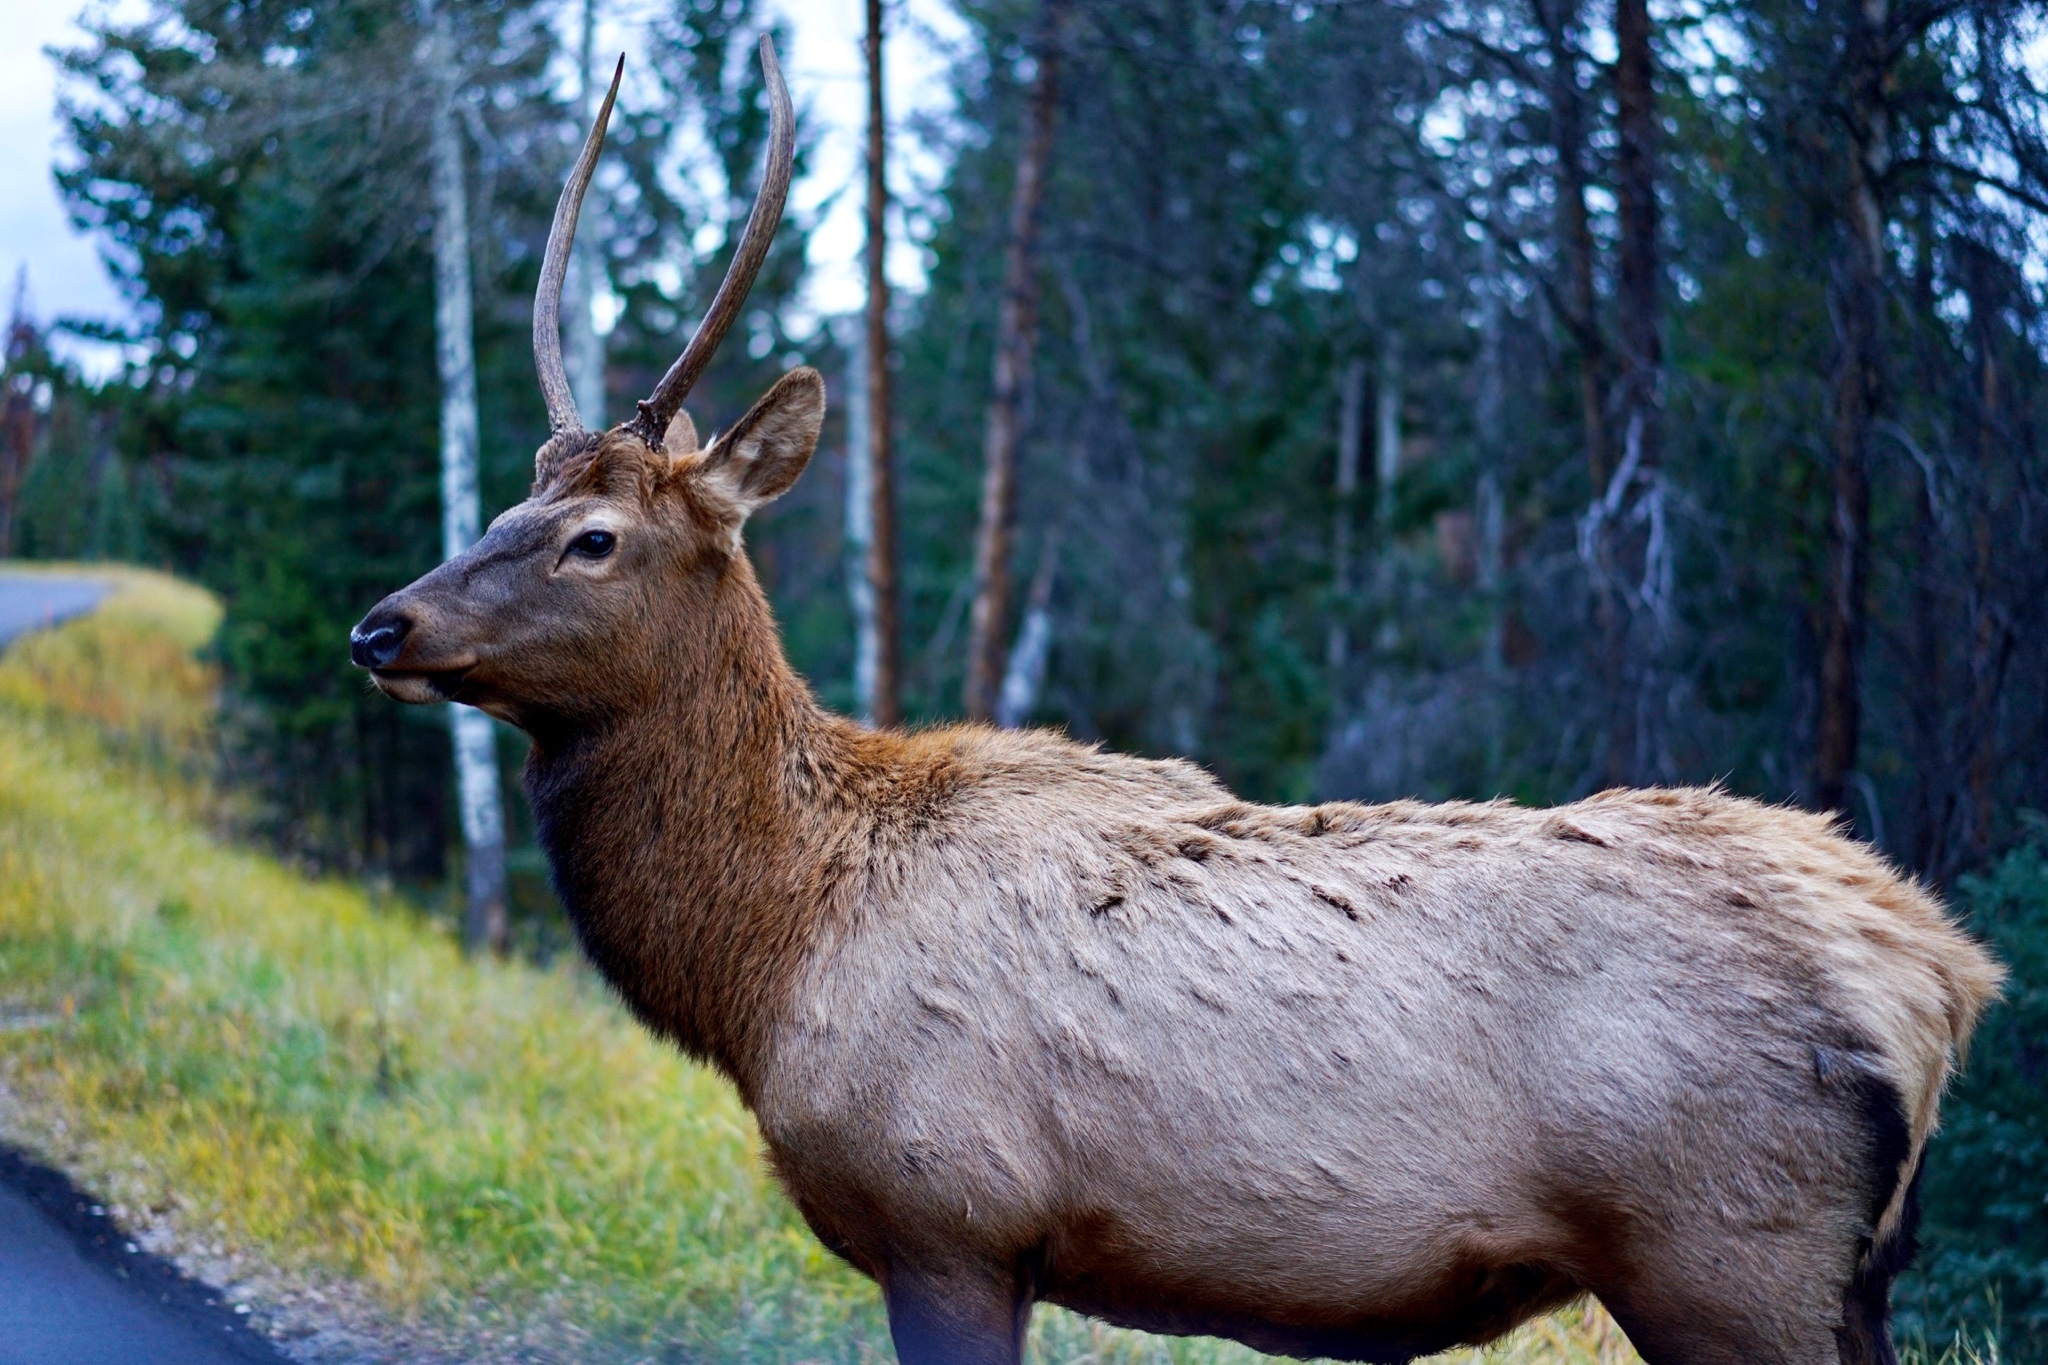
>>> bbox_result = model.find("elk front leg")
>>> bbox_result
[883,1262,1029,1365]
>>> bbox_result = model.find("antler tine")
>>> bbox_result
[629,33,794,447]
[535,55,625,436]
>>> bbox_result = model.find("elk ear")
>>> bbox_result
[663,407,699,455]
[697,367,825,519]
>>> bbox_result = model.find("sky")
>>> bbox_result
[0,0,967,377]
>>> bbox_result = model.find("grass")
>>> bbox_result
[0,564,1987,1364]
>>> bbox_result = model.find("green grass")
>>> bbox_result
[0,567,882,1360]
[0,565,1988,1364]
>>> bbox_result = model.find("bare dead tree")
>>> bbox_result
[964,0,1067,722]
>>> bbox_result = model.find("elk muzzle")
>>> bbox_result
[350,593,478,704]
[349,613,411,669]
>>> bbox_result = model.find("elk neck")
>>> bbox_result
[520,550,872,1100]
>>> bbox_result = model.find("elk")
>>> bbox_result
[352,39,2002,1365]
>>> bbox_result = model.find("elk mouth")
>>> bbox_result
[368,663,476,705]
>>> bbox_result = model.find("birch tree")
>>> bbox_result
[995,528,1059,729]
[426,5,508,954]
[844,320,881,720]
[1326,356,1367,675]
[561,0,607,427]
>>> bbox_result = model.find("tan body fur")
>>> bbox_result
[357,354,2001,1365]
[508,498,1996,1361]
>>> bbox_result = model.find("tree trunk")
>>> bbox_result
[862,0,902,727]
[964,0,1065,721]
[1374,329,1401,539]
[1813,0,1889,817]
[0,277,35,558]
[562,0,606,427]
[1613,0,1660,457]
[1537,0,1610,490]
[995,527,1060,729]
[1327,355,1367,674]
[844,324,882,721]
[428,31,509,955]
[1904,185,1943,872]
[1593,0,1665,787]
[1476,205,1506,683]
[1958,248,2009,868]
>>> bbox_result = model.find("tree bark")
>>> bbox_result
[995,527,1060,729]
[1327,356,1367,675]
[862,0,902,727]
[1593,0,1666,787]
[964,0,1065,722]
[562,0,606,427]
[1536,0,1609,491]
[1813,0,1889,817]
[428,25,508,955]
[1613,0,1660,458]
[0,275,35,558]
[1476,202,1506,683]
[844,323,882,720]
[1374,329,1401,539]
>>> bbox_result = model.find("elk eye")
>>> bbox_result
[570,529,616,559]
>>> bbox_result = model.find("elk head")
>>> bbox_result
[351,37,818,735]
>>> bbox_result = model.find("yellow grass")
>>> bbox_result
[8,562,1945,1364]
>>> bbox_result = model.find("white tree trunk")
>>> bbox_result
[1374,329,1402,538]
[561,0,606,426]
[995,529,1059,730]
[1326,355,1367,674]
[429,32,508,955]
[843,323,881,722]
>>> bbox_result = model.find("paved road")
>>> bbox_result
[0,1148,288,1365]
[0,574,111,648]
[1,576,289,1362]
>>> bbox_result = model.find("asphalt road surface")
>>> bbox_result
[1,575,289,1362]
[0,1149,288,1364]
[0,574,111,649]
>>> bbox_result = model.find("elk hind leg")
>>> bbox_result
[1580,1210,1855,1365]
[1592,1265,1844,1365]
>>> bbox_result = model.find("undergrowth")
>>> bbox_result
[0,565,1993,1363]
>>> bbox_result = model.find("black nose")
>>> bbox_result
[350,611,412,669]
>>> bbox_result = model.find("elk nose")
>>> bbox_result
[350,612,413,669]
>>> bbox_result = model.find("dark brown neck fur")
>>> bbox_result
[522,552,880,1098]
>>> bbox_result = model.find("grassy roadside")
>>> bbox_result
[0,565,1980,1365]
[0,567,881,1362]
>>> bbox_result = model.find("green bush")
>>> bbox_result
[1903,814,2048,1359]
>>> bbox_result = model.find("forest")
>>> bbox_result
[2,0,2045,1353]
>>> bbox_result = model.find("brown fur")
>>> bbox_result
[354,369,2003,1365]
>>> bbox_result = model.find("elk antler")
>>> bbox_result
[627,33,794,448]
[535,55,625,436]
